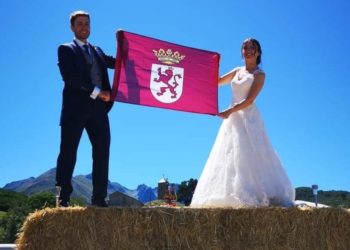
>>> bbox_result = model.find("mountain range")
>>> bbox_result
[2,168,157,204]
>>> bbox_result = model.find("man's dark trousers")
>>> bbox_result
[56,99,110,203]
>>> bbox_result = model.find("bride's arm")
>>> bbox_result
[218,68,238,86]
[218,72,265,118]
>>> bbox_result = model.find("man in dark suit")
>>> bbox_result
[56,10,115,207]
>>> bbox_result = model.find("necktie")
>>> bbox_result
[83,44,90,57]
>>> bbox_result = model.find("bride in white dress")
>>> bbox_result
[191,38,295,208]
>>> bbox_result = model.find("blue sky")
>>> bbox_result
[0,0,349,192]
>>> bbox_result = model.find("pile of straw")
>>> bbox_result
[16,207,350,249]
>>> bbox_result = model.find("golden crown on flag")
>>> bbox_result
[153,49,185,65]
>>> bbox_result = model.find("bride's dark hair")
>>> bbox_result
[242,38,262,65]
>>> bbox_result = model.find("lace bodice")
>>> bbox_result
[231,67,263,104]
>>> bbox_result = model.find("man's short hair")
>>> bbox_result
[70,10,90,25]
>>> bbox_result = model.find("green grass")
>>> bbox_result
[144,199,185,208]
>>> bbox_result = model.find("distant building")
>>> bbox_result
[157,177,169,199]
[109,191,143,207]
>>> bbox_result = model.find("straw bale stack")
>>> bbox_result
[16,207,350,249]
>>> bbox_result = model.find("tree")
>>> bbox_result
[0,206,30,243]
[295,187,350,208]
[177,178,197,206]
[0,189,27,212]
[28,192,56,210]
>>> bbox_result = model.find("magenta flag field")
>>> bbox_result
[112,30,220,115]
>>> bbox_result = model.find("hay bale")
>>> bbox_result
[16,207,350,249]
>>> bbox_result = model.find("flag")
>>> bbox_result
[112,30,220,115]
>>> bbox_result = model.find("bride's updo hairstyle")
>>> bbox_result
[241,38,262,65]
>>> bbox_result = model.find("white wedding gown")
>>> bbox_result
[191,67,295,208]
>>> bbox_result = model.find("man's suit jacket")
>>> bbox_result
[57,40,115,126]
